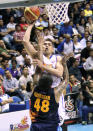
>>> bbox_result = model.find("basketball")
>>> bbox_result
[24,7,40,22]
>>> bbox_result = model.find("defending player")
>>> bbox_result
[30,57,69,131]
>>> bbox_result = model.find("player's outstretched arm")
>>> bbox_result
[33,57,63,77]
[23,24,37,57]
[54,57,69,103]
[36,31,44,62]
[33,55,63,77]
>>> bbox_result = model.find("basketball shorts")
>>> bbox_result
[30,123,61,131]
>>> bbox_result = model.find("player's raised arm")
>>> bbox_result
[36,31,44,62]
[54,56,69,103]
[23,24,37,57]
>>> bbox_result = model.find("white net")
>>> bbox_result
[45,2,70,25]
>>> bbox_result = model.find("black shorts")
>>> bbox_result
[30,123,59,131]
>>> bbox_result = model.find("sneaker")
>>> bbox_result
[82,121,87,125]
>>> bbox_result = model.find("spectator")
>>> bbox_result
[0,19,14,49]
[0,59,10,72]
[73,35,82,59]
[76,18,86,36]
[82,80,93,124]
[57,34,74,56]
[89,0,93,11]
[84,3,92,17]
[85,25,90,33]
[3,70,23,100]
[80,31,90,50]
[77,10,87,24]
[19,67,33,92]
[0,75,21,113]
[55,36,64,54]
[0,40,18,59]
[71,3,80,24]
[52,26,58,38]
[19,16,28,32]
[13,24,24,51]
[83,49,93,78]
[0,86,13,113]
[58,22,73,37]
[0,75,13,113]
[0,58,11,77]
[10,60,21,79]
[80,41,92,64]
[84,26,92,41]
[52,26,59,48]
[66,74,81,94]
[24,56,35,76]
[0,40,11,59]
[14,8,24,22]
[7,16,16,32]
[41,14,49,27]
[86,16,93,35]
[16,48,27,67]
[58,36,64,44]
[69,58,82,81]
[9,55,18,68]
[69,20,79,35]
[1,9,16,24]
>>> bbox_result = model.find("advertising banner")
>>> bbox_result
[0,110,31,131]
[64,93,79,124]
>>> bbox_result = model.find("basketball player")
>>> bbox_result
[23,24,65,125]
[23,24,63,88]
[30,58,69,131]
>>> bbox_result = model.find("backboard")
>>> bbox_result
[0,0,85,9]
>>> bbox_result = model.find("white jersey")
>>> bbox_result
[43,55,61,88]
[58,94,66,126]
[43,55,65,125]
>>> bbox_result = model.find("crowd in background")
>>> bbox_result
[0,0,93,125]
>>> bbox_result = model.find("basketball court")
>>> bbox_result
[68,124,93,131]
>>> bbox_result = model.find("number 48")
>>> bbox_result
[34,98,50,113]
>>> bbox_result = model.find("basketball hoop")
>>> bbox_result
[45,2,70,25]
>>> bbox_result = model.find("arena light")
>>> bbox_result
[0,0,85,9]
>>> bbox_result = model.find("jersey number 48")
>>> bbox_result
[34,98,50,113]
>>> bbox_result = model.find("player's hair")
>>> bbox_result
[37,73,53,91]
[44,38,54,45]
